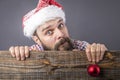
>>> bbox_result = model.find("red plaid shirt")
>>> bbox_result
[29,39,88,51]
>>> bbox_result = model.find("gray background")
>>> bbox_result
[0,0,120,50]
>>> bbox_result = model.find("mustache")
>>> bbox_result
[53,37,72,50]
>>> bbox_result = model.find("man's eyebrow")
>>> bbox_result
[42,25,51,32]
[57,19,63,23]
[41,19,63,32]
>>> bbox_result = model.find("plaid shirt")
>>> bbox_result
[29,39,88,51]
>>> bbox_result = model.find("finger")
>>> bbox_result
[91,43,96,62]
[85,44,92,61]
[100,44,106,60]
[25,46,29,58]
[20,46,25,60]
[15,46,20,60]
[33,45,39,51]
[96,43,101,62]
[72,49,79,51]
[9,46,15,57]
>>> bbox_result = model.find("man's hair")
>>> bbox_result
[33,31,37,36]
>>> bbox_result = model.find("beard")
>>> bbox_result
[41,37,74,51]
[53,37,73,51]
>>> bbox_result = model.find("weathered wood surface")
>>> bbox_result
[0,50,120,80]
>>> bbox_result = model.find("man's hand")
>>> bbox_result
[85,43,107,63]
[9,46,30,61]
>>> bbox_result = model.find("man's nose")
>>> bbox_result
[55,29,64,39]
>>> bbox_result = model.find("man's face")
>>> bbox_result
[34,18,73,51]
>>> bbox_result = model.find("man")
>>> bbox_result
[9,0,107,63]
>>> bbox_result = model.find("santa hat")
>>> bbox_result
[22,0,65,37]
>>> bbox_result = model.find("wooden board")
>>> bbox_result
[0,50,120,80]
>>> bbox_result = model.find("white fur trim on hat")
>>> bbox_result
[23,5,65,38]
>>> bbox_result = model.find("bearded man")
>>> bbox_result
[9,0,107,63]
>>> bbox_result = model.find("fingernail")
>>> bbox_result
[26,55,29,58]
[100,57,102,60]
[97,59,99,63]
[92,60,95,63]
[21,58,24,60]
[13,55,15,57]
[88,59,91,62]
[93,59,95,62]
[17,58,20,61]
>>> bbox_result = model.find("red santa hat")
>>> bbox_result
[22,0,65,37]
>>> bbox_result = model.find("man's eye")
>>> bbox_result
[46,30,53,35]
[58,23,64,29]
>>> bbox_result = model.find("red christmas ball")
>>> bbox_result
[87,64,100,77]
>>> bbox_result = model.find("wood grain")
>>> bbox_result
[0,50,120,80]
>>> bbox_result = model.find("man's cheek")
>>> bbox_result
[50,39,55,44]
[47,38,56,47]
[45,37,54,43]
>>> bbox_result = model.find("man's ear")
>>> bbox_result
[32,35,42,45]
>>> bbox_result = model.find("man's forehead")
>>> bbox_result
[38,18,63,30]
[45,18,63,25]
